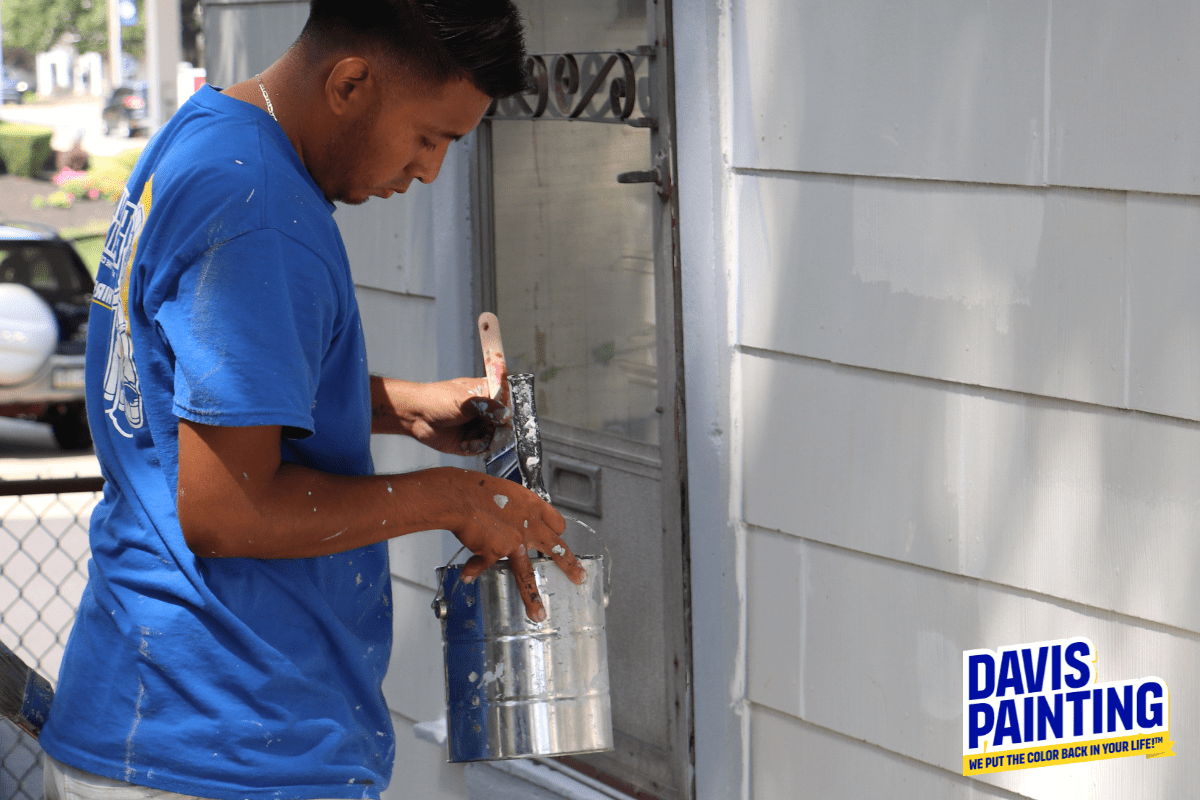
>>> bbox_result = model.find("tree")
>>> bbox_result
[2,0,146,59]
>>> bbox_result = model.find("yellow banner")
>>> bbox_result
[963,732,1175,775]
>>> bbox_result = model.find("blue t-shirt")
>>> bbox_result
[40,86,394,800]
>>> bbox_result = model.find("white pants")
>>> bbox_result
[42,755,343,800]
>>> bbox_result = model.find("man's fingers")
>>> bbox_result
[544,537,587,585]
[460,554,496,584]
[468,395,511,425]
[507,544,546,623]
[542,503,566,535]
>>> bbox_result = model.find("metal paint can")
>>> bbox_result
[434,555,613,762]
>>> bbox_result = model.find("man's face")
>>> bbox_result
[325,74,492,205]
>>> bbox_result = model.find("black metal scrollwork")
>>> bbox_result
[486,47,654,128]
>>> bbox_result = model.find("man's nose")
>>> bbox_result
[412,143,450,185]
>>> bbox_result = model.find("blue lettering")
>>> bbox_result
[1093,688,1104,734]
[969,654,996,700]
[1107,684,1134,732]
[1065,690,1090,736]
[1021,646,1049,693]
[993,698,1022,746]
[1051,644,1061,690]
[1064,641,1092,688]
[996,650,1025,697]
[1138,681,1164,728]
[968,703,994,749]
[1037,692,1063,740]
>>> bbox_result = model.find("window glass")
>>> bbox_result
[493,0,656,444]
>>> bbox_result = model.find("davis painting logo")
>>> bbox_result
[963,637,1173,775]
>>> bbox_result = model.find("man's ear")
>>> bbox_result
[325,57,375,116]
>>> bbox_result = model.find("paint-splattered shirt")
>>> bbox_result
[40,85,394,800]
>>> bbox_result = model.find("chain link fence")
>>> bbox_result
[0,477,103,800]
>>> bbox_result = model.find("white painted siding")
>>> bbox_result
[678,0,1200,796]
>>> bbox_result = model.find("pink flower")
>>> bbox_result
[53,168,87,187]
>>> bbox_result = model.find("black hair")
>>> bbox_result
[300,0,528,99]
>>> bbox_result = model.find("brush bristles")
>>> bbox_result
[0,640,53,739]
[0,641,32,722]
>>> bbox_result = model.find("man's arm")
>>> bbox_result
[176,419,581,621]
[369,375,508,455]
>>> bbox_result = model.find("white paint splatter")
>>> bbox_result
[551,545,566,555]
[123,678,147,781]
[322,528,347,542]
[494,494,509,509]
[235,159,243,164]
[386,482,393,493]
[468,671,479,683]
[246,189,254,202]
[356,573,363,585]
[524,520,528,528]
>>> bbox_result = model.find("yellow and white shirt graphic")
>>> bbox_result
[95,176,152,438]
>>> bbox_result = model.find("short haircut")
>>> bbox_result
[301,0,528,99]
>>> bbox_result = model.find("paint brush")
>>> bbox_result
[478,313,520,483]
[0,639,53,739]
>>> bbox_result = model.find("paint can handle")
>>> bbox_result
[562,515,612,606]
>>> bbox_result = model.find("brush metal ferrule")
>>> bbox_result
[508,373,551,504]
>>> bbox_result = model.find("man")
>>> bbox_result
[38,1,584,798]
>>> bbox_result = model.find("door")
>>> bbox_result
[472,1,690,798]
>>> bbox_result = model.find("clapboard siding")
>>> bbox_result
[749,707,1020,800]
[746,528,1200,799]
[742,351,1200,634]
[730,0,1048,185]
[383,576,453,725]
[736,174,1130,412]
[1125,193,1200,420]
[739,171,1200,424]
[386,712,471,800]
[1049,1,1200,195]
[731,0,1200,197]
[356,288,437,382]
[339,193,438,298]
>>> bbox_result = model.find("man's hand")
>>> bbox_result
[370,376,510,455]
[447,472,586,622]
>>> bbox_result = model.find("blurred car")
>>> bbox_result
[0,222,95,450]
[101,82,148,137]
[1,68,32,104]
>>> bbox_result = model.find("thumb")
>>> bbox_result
[460,554,495,584]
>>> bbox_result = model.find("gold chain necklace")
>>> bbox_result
[254,74,278,122]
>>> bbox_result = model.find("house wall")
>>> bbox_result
[676,1,1200,797]
[203,3,476,796]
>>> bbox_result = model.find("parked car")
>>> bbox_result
[1,69,32,104]
[101,82,148,138]
[0,222,95,450]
